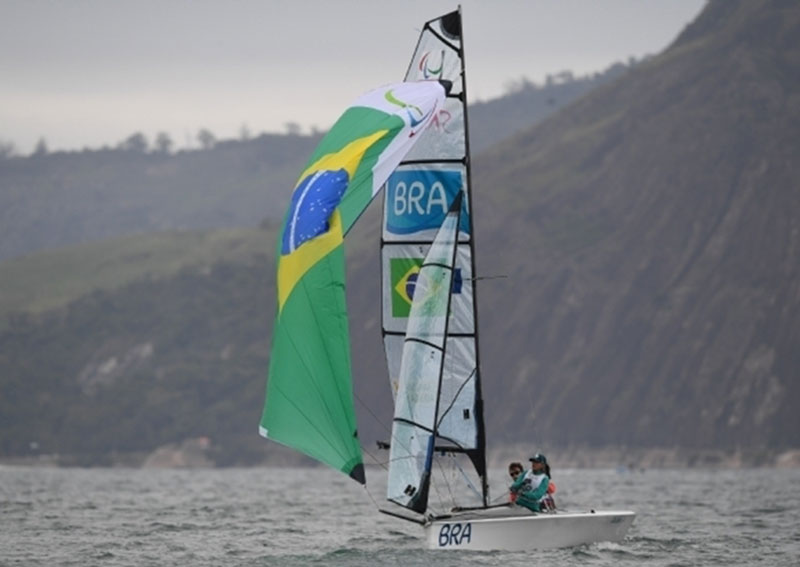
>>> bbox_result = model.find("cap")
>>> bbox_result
[529,453,547,464]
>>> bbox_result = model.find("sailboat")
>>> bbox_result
[261,7,635,551]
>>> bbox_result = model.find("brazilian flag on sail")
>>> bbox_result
[260,81,448,484]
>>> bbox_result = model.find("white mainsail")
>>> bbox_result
[387,194,463,513]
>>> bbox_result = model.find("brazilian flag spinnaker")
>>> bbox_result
[259,80,447,484]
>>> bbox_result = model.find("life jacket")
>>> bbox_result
[541,480,556,511]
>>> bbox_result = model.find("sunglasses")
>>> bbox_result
[510,470,522,478]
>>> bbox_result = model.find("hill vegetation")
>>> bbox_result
[469,0,800,450]
[0,62,634,262]
[1,0,798,466]
[0,134,320,262]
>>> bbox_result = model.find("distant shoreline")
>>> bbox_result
[2,443,798,470]
[487,445,800,470]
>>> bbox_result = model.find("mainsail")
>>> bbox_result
[387,193,463,513]
[381,8,487,503]
[260,80,447,484]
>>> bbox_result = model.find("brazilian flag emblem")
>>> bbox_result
[391,258,423,317]
[391,257,462,317]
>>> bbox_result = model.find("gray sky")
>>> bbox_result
[0,0,705,154]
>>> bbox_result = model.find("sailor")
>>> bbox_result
[507,462,525,504]
[510,453,556,512]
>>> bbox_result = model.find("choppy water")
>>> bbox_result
[1,466,798,566]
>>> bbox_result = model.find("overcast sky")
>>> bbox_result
[0,0,705,154]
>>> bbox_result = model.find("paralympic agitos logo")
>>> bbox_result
[384,89,435,129]
[419,50,445,79]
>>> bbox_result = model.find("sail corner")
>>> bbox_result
[440,10,461,40]
[349,463,366,485]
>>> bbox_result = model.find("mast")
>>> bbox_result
[454,5,489,509]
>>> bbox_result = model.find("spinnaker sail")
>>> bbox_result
[387,193,463,513]
[381,8,487,504]
[260,80,447,484]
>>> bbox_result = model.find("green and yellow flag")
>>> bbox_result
[260,80,447,484]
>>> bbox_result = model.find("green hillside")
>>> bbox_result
[0,134,320,262]
[469,0,800,449]
[0,251,275,465]
[0,229,270,321]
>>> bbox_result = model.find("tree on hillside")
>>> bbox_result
[119,132,148,153]
[284,122,301,136]
[0,140,16,159]
[197,129,216,150]
[154,132,173,155]
[33,138,49,157]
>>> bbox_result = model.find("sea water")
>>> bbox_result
[1,466,798,566]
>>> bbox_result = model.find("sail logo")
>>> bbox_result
[390,257,462,317]
[384,89,435,129]
[430,109,452,133]
[419,50,445,79]
[386,169,469,235]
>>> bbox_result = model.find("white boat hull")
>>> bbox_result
[424,509,635,551]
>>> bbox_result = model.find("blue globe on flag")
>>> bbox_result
[282,168,349,255]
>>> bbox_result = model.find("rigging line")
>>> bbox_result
[430,450,457,510]
[436,367,477,427]
[360,442,389,471]
[353,388,437,473]
[453,457,482,501]
[492,490,512,505]
[363,483,383,511]
[440,453,458,507]
[429,279,467,506]
[430,453,453,509]
[356,395,435,482]
[470,274,508,281]
[377,409,438,475]
[381,445,452,510]
[354,391,392,437]
[394,452,451,509]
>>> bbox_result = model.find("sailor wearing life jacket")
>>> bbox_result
[510,453,556,512]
